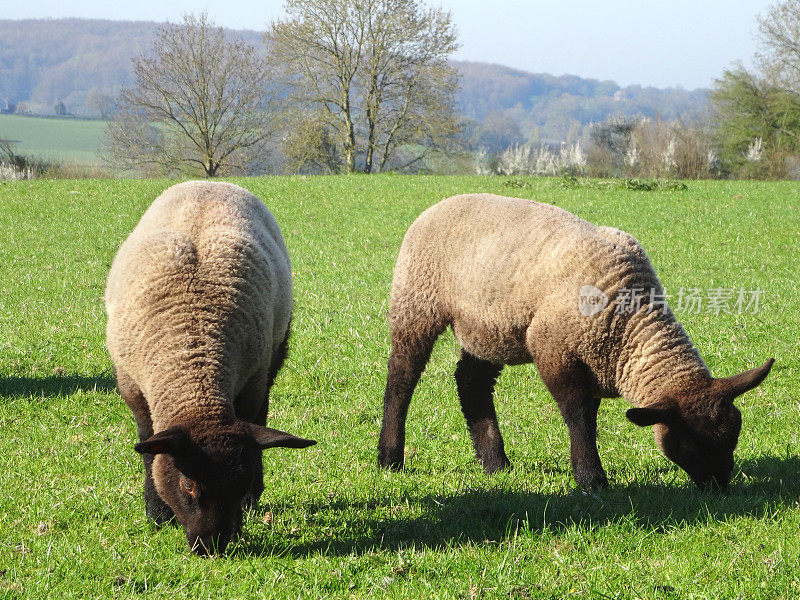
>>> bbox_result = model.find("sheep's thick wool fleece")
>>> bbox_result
[105,181,292,428]
[392,193,709,404]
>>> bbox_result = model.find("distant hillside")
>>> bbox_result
[0,18,708,145]
[455,61,708,145]
[0,19,262,115]
[455,61,708,121]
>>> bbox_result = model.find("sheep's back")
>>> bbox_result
[105,182,291,409]
[391,194,661,365]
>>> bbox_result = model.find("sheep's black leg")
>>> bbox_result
[115,368,175,523]
[561,393,607,490]
[236,370,269,508]
[262,325,290,415]
[236,326,290,507]
[235,328,290,507]
[537,362,607,490]
[455,351,510,474]
[378,333,437,470]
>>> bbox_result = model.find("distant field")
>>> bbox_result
[0,176,798,599]
[0,114,106,164]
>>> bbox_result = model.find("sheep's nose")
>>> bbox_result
[189,533,227,556]
[693,471,729,492]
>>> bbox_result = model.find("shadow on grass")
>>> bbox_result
[234,453,800,558]
[0,373,117,397]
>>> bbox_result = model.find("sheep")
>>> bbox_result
[105,181,315,555]
[377,193,773,490]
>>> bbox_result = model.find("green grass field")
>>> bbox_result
[0,175,798,599]
[0,115,106,164]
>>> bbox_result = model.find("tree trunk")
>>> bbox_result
[344,98,357,173]
[364,73,379,174]
[364,120,375,174]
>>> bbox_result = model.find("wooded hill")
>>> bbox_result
[0,18,708,145]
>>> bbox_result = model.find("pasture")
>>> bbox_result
[0,115,106,164]
[0,175,798,599]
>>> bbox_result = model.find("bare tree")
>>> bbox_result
[106,13,273,177]
[85,88,116,119]
[360,0,460,172]
[757,0,800,92]
[266,0,460,174]
[267,1,362,173]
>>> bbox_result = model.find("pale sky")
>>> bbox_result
[3,0,775,89]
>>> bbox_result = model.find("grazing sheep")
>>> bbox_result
[106,181,315,555]
[378,193,773,490]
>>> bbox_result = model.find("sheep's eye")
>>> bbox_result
[179,475,198,499]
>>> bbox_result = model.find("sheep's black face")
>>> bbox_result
[135,422,315,555]
[148,427,256,555]
[626,400,741,490]
[626,358,773,490]
[651,417,738,490]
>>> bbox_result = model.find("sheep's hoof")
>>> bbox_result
[480,454,511,475]
[379,461,405,472]
[242,490,262,511]
[575,470,609,491]
[378,448,405,471]
[144,489,175,525]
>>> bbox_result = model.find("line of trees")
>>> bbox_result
[494,0,800,181]
[95,0,800,179]
[106,2,462,177]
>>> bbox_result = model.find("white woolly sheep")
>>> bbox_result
[105,181,315,555]
[378,193,773,490]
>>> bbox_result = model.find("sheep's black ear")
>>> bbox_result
[134,426,190,455]
[626,406,679,427]
[716,357,775,399]
[246,424,316,450]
